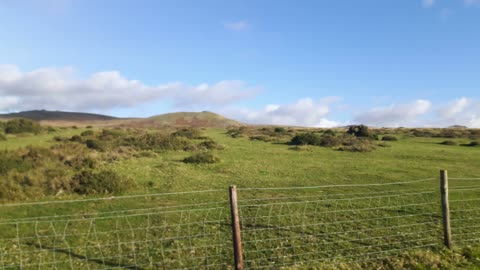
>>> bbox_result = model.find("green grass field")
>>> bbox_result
[0,127,479,269]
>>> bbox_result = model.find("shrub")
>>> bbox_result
[72,170,135,195]
[0,133,6,141]
[81,130,94,137]
[382,136,398,141]
[320,135,342,147]
[172,128,202,139]
[378,142,391,147]
[290,133,322,146]
[183,152,221,164]
[323,129,336,136]
[441,140,457,146]
[347,125,370,137]
[274,127,286,133]
[338,139,376,152]
[466,141,479,147]
[4,118,42,134]
[197,140,224,150]
[85,139,103,150]
[250,135,272,142]
[70,135,83,142]
[47,127,57,133]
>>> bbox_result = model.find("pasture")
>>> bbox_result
[0,125,479,269]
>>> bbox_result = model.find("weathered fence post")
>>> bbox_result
[440,170,452,249]
[229,185,244,270]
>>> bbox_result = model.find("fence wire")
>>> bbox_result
[0,176,479,269]
[237,181,441,269]
[449,178,480,247]
[0,191,232,270]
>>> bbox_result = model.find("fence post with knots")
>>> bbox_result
[440,170,452,249]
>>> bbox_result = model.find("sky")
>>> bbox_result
[0,0,479,127]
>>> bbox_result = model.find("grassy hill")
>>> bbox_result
[147,111,241,127]
[0,110,118,121]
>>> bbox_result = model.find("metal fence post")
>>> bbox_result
[440,170,452,249]
[229,185,244,270]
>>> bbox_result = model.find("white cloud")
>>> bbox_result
[0,65,259,112]
[354,100,432,127]
[422,0,435,7]
[435,98,480,128]
[223,21,250,31]
[224,97,344,127]
[438,97,469,118]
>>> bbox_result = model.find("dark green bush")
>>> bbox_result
[347,125,370,137]
[4,118,42,134]
[441,140,457,146]
[274,127,286,133]
[72,170,134,195]
[466,141,479,147]
[290,133,322,146]
[183,152,221,164]
[85,139,103,150]
[382,136,398,141]
[81,130,94,137]
[70,135,83,142]
[320,135,342,147]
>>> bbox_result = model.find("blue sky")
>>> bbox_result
[0,0,479,127]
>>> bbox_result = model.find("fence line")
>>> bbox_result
[0,174,478,269]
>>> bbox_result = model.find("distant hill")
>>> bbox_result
[0,110,118,121]
[148,111,241,127]
[0,110,242,128]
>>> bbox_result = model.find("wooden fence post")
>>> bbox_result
[440,170,452,249]
[229,185,244,270]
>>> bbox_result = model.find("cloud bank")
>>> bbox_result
[224,97,344,128]
[0,65,259,112]
[1,65,479,128]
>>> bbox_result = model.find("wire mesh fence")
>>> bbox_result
[0,190,232,270]
[449,177,480,247]
[236,179,442,269]
[0,174,478,269]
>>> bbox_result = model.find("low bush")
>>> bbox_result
[274,127,286,133]
[378,142,391,147]
[250,135,272,142]
[172,128,203,139]
[338,138,376,152]
[382,136,398,141]
[440,140,457,146]
[290,133,322,146]
[183,152,221,164]
[70,135,83,142]
[81,130,95,137]
[72,169,135,195]
[197,140,225,150]
[85,139,103,150]
[466,141,479,147]
[3,118,42,134]
[347,125,370,137]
